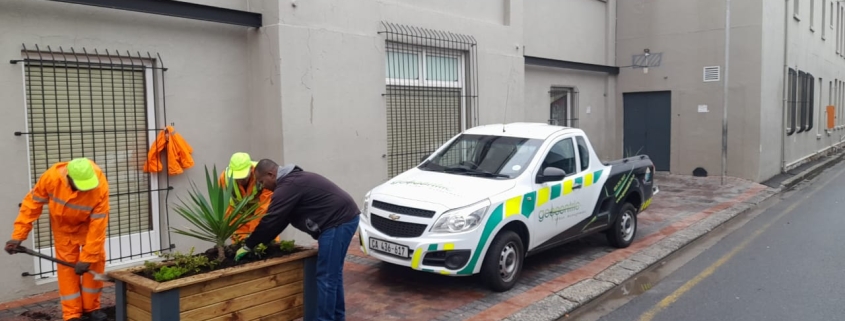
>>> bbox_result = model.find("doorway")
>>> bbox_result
[623,91,671,171]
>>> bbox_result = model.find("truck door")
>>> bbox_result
[531,135,592,246]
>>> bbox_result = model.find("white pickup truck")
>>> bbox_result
[357,123,658,291]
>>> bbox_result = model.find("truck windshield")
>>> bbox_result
[419,134,544,179]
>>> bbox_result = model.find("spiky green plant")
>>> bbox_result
[170,165,262,261]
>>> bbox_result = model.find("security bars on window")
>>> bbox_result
[786,67,816,136]
[549,87,579,128]
[10,45,174,278]
[380,22,479,179]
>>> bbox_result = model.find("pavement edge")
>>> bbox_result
[504,150,845,321]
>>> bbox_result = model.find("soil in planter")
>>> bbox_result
[135,243,303,282]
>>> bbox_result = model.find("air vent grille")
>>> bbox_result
[703,66,721,82]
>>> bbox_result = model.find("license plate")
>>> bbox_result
[370,238,410,258]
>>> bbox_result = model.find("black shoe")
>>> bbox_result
[84,310,107,321]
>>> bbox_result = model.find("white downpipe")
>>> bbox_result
[780,0,790,174]
[721,0,731,185]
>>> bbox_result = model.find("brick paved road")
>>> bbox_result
[0,174,771,321]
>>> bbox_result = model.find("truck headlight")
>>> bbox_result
[361,191,372,223]
[431,200,491,233]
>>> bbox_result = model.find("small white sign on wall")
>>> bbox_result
[586,106,592,114]
[698,104,709,113]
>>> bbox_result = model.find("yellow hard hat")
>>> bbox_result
[226,152,255,180]
[67,158,99,191]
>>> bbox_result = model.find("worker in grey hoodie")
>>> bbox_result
[235,159,360,321]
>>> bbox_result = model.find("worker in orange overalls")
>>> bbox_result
[4,158,109,321]
[219,152,277,243]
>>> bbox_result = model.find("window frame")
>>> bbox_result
[18,59,162,281]
[549,87,578,128]
[385,43,465,89]
[787,68,797,135]
[536,135,580,179]
[811,0,816,31]
[575,135,591,172]
[823,0,827,39]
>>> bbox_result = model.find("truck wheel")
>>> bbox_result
[607,203,637,248]
[480,230,524,292]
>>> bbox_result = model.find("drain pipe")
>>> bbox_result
[780,0,790,174]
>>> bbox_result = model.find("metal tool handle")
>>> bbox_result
[15,245,76,268]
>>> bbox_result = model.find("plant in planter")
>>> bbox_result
[107,165,318,321]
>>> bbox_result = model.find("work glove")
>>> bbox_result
[74,262,91,275]
[234,245,251,262]
[4,240,21,255]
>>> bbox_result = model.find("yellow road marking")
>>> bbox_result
[637,165,845,321]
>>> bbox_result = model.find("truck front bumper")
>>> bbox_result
[357,213,481,276]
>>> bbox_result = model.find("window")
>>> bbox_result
[797,71,806,133]
[832,1,836,29]
[385,49,462,88]
[830,3,842,54]
[795,0,801,19]
[382,22,478,179]
[550,87,579,128]
[807,73,815,131]
[18,48,165,279]
[811,0,816,31]
[790,69,816,134]
[575,136,590,171]
[823,0,828,38]
[418,134,544,179]
[788,68,797,135]
[541,138,577,176]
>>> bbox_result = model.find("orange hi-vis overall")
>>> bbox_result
[218,165,276,242]
[11,161,109,321]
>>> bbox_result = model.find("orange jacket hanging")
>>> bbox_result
[143,125,194,175]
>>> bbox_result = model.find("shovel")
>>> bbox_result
[14,245,112,282]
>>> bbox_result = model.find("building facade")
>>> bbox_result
[617,0,845,182]
[0,0,617,302]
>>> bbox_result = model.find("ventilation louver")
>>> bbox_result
[703,66,721,82]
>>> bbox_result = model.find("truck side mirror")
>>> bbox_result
[536,167,566,183]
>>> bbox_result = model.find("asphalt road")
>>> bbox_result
[589,159,845,321]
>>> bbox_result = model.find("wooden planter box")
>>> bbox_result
[108,248,318,321]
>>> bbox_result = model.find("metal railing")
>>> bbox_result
[10,44,174,278]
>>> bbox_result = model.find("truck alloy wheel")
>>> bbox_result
[607,202,638,248]
[481,230,524,292]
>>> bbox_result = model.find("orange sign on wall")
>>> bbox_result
[827,105,836,129]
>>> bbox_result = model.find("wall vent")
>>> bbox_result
[703,66,721,82]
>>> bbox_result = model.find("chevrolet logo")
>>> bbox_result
[388,214,401,221]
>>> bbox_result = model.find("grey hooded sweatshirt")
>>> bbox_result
[244,165,360,248]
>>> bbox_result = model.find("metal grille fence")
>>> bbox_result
[380,22,479,178]
[11,45,173,278]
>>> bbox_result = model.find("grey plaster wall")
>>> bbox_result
[616,0,763,181]
[761,0,845,180]
[266,0,526,228]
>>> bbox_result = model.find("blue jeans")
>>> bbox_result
[316,216,359,321]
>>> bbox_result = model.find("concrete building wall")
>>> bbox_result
[761,0,845,180]
[0,0,260,302]
[0,0,621,303]
[616,0,763,181]
[263,0,526,217]
[524,0,609,65]
[523,0,618,161]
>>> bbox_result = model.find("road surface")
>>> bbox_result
[575,158,845,321]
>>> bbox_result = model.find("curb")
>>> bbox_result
[780,149,845,189]
[504,151,845,321]
[503,188,779,321]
